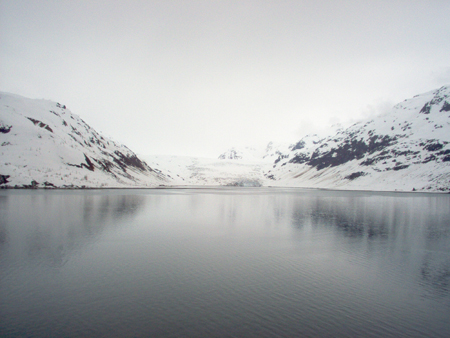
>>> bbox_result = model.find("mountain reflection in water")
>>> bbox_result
[0,190,145,267]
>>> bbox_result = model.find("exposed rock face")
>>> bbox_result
[0,175,10,185]
[218,148,243,160]
[0,122,12,134]
[0,92,168,188]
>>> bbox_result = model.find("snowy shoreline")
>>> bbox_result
[1,184,448,195]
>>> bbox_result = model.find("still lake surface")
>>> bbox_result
[1,187,449,337]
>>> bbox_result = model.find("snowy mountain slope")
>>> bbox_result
[267,85,450,192]
[0,92,168,188]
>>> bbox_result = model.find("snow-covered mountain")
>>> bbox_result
[0,92,168,188]
[218,147,243,160]
[218,145,271,161]
[2,85,449,192]
[218,142,295,163]
[267,85,450,192]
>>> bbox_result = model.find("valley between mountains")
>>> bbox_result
[1,85,450,192]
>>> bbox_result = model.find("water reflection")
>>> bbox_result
[282,191,450,298]
[285,192,450,240]
[0,190,145,268]
[421,252,450,295]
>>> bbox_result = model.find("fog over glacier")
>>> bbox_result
[1,0,450,157]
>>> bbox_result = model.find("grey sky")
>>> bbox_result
[1,0,450,157]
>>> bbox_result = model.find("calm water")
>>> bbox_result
[1,187,450,337]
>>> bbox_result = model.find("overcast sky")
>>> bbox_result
[1,1,450,157]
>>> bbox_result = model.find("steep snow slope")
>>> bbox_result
[0,92,168,188]
[268,85,450,192]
